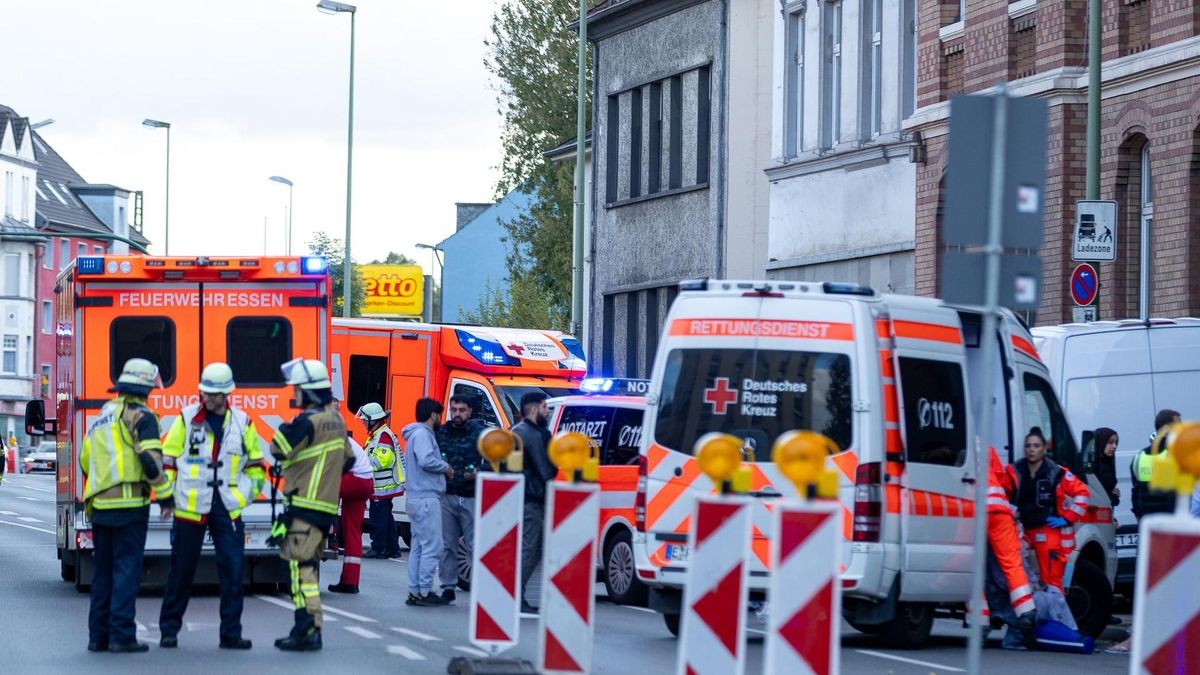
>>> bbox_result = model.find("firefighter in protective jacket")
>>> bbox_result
[270,358,355,652]
[158,362,267,649]
[1008,427,1090,592]
[80,358,174,653]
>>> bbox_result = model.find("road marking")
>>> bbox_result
[18,517,40,523]
[391,627,440,642]
[388,557,408,565]
[323,603,377,623]
[0,510,18,515]
[747,628,768,636]
[252,594,340,622]
[17,484,51,493]
[18,496,39,501]
[621,605,657,614]
[0,519,54,534]
[856,650,966,672]
[344,626,381,640]
[387,644,427,660]
[454,645,488,658]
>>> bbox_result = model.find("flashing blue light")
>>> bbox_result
[580,377,651,396]
[581,378,615,393]
[301,256,328,274]
[77,257,105,275]
[454,329,520,367]
[560,336,587,362]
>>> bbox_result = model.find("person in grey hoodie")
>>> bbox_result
[401,398,453,607]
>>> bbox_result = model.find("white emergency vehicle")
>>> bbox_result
[633,279,1117,644]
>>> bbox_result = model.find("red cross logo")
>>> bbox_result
[506,343,525,355]
[703,378,739,415]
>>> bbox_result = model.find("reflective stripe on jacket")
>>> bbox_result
[272,404,350,516]
[367,425,404,497]
[163,403,267,522]
[80,396,172,511]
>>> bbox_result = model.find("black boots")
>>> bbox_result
[327,583,359,594]
[275,609,322,651]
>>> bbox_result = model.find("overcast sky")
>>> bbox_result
[0,0,504,276]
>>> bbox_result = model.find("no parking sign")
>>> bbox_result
[1070,263,1098,307]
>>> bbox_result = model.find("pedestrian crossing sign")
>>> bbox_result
[1073,201,1117,262]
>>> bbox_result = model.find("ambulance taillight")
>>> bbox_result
[853,462,883,542]
[635,454,648,532]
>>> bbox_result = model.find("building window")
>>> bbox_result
[630,87,643,199]
[821,1,843,149]
[649,81,663,194]
[117,206,126,235]
[42,301,52,334]
[903,0,916,118]
[21,176,30,222]
[4,171,11,216]
[861,0,883,137]
[42,243,52,269]
[625,293,639,377]
[1139,143,1153,317]
[3,253,18,295]
[60,240,70,270]
[77,243,86,261]
[784,4,806,157]
[1009,15,1038,80]
[93,245,103,255]
[2,335,16,375]
[40,364,50,398]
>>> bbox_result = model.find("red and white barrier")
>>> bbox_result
[469,473,525,654]
[764,502,841,675]
[676,495,752,675]
[1131,514,1200,674]
[538,482,600,674]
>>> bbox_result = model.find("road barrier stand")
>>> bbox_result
[675,433,754,675]
[538,431,601,674]
[449,427,537,675]
[764,430,842,675]
[1131,421,1200,674]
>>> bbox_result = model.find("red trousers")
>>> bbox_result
[987,511,1035,616]
[1025,524,1073,592]
[337,474,374,586]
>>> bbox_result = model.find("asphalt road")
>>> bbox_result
[0,471,1134,674]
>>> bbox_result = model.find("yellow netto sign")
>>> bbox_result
[360,264,424,317]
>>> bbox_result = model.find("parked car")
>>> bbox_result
[23,441,57,473]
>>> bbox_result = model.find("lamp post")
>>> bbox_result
[29,119,54,130]
[415,243,443,323]
[142,119,171,255]
[269,176,294,254]
[317,0,356,317]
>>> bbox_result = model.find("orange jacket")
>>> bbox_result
[987,448,1017,514]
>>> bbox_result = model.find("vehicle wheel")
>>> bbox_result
[398,521,412,548]
[1068,559,1113,638]
[603,529,648,606]
[60,558,75,583]
[845,618,883,635]
[878,602,933,648]
[457,536,472,591]
[663,612,681,637]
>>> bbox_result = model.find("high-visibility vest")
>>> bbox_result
[1133,448,1168,482]
[163,403,267,522]
[367,425,404,497]
[81,396,172,511]
[272,404,348,516]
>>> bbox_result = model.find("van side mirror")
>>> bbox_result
[24,400,56,437]
[1080,430,1096,474]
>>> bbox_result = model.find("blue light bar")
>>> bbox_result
[559,336,587,362]
[580,377,651,396]
[301,256,328,274]
[581,378,615,393]
[76,257,105,275]
[454,329,520,367]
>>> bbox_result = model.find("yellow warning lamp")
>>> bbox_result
[549,431,599,482]
[477,427,524,473]
[771,430,841,500]
[1150,421,1200,498]
[693,432,750,494]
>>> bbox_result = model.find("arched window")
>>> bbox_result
[1139,144,1153,318]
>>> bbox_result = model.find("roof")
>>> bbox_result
[0,215,46,242]
[1031,318,1200,338]
[543,131,592,161]
[437,190,534,249]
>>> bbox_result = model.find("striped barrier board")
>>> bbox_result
[1131,513,1200,674]
[469,472,525,654]
[538,482,601,674]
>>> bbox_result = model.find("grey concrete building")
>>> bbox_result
[585,0,771,379]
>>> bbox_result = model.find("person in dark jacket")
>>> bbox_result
[1092,427,1120,507]
[436,394,485,604]
[1131,409,1180,521]
[511,391,556,614]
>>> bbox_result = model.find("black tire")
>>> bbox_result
[845,618,883,635]
[663,612,681,637]
[878,602,934,648]
[456,536,472,591]
[603,529,648,606]
[398,521,412,548]
[60,558,75,583]
[1068,559,1114,638]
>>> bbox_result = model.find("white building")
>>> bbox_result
[766,0,919,292]
[0,109,43,445]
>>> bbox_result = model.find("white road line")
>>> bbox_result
[18,484,51,493]
[620,605,657,614]
[0,510,19,515]
[855,650,966,672]
[18,496,39,501]
[251,594,340,622]
[344,626,381,640]
[747,628,768,636]
[0,519,54,534]
[454,645,489,658]
[18,517,40,523]
[388,557,408,564]
[387,644,427,660]
[323,603,377,623]
[391,627,440,642]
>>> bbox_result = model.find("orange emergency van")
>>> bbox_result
[27,254,332,590]
[633,279,1117,643]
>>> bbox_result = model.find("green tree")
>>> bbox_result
[485,0,590,332]
[370,251,418,265]
[460,277,567,330]
[308,232,364,317]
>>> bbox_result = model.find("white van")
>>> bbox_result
[1032,318,1200,590]
[633,280,1117,645]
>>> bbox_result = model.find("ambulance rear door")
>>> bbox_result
[888,306,975,601]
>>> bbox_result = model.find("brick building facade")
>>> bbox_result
[907,0,1200,322]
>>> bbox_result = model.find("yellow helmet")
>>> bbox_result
[199,362,236,394]
[280,358,332,390]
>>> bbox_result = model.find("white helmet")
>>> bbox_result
[116,358,162,390]
[281,358,332,390]
[356,402,388,423]
[199,362,236,394]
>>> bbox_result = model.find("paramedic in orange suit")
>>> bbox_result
[986,446,1037,648]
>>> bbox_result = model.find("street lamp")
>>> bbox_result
[142,118,171,255]
[29,119,54,130]
[268,176,294,255]
[415,243,443,323]
[317,0,356,317]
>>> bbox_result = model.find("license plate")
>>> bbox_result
[665,544,690,562]
[1116,533,1139,548]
